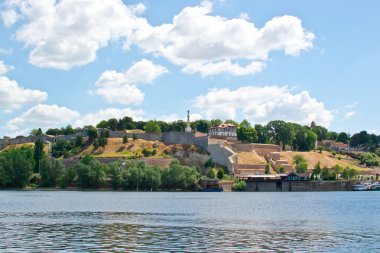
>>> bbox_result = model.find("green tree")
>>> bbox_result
[278,165,285,173]
[76,158,107,188]
[40,157,65,187]
[359,152,379,167]
[162,159,199,190]
[0,148,34,188]
[96,120,109,129]
[293,155,308,173]
[210,119,223,127]
[320,167,330,181]
[123,161,146,191]
[224,119,238,126]
[144,121,161,133]
[191,120,211,133]
[332,164,343,180]
[337,132,350,144]
[217,169,224,179]
[312,125,329,141]
[265,163,270,174]
[232,180,247,191]
[75,135,83,147]
[237,120,258,143]
[123,135,128,144]
[57,166,76,188]
[313,162,322,178]
[132,134,138,141]
[144,166,162,191]
[33,139,44,173]
[341,167,357,181]
[107,161,123,189]
[30,128,43,136]
[87,125,98,141]
[255,124,269,144]
[107,118,118,131]
[207,168,215,178]
[64,125,75,135]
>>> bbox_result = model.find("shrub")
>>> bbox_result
[232,180,247,191]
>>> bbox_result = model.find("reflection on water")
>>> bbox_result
[0,191,379,252]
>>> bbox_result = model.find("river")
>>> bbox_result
[0,191,379,252]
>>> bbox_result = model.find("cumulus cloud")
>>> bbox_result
[1,0,146,69]
[0,60,14,75]
[73,107,145,127]
[131,1,315,76]
[193,86,333,127]
[2,1,314,75]
[5,104,80,135]
[94,59,167,105]
[0,76,48,113]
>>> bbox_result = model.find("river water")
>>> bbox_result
[0,191,379,252]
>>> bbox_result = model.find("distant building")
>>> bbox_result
[208,124,237,139]
[310,121,316,130]
[318,140,349,150]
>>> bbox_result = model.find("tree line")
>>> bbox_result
[30,115,380,153]
[0,142,200,189]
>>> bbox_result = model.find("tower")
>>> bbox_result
[185,110,192,132]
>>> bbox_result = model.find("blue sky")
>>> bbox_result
[0,0,379,137]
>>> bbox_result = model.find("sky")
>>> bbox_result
[0,0,379,137]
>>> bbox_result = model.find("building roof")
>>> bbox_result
[209,124,236,129]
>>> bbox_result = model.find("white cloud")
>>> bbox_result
[344,111,356,119]
[73,107,145,127]
[5,104,80,135]
[193,86,333,127]
[2,1,314,76]
[0,60,14,75]
[345,102,358,109]
[95,84,144,105]
[131,1,315,76]
[0,76,48,113]
[94,59,167,105]
[1,0,146,70]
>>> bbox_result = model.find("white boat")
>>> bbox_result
[369,182,380,191]
[353,182,371,191]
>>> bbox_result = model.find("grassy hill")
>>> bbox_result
[0,142,49,154]
[280,151,366,171]
[77,138,207,158]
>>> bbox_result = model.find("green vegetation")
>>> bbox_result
[237,120,258,143]
[144,121,162,133]
[293,155,308,173]
[0,143,200,190]
[0,147,34,188]
[359,152,379,167]
[232,180,247,191]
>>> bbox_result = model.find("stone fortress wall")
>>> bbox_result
[0,130,209,151]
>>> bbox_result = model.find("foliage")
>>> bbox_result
[144,121,161,133]
[293,155,308,173]
[237,120,258,143]
[204,157,213,169]
[320,167,330,181]
[191,120,211,133]
[122,135,128,144]
[75,135,83,147]
[132,134,137,141]
[341,166,357,180]
[75,156,107,188]
[232,180,247,191]
[39,157,65,187]
[30,128,43,136]
[216,169,224,179]
[142,147,157,157]
[210,119,223,127]
[278,165,285,173]
[87,125,98,141]
[33,139,44,173]
[313,162,321,176]
[265,163,270,174]
[161,159,200,190]
[206,168,215,178]
[359,152,379,167]
[0,147,34,188]
[56,166,76,188]
[337,132,350,144]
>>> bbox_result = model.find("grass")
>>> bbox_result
[237,151,266,165]
[279,150,366,171]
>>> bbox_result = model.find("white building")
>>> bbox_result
[208,124,237,139]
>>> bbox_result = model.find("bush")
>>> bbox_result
[359,153,379,167]
[232,180,247,191]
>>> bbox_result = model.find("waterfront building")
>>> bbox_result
[208,124,237,139]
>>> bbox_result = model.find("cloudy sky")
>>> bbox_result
[0,0,379,137]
